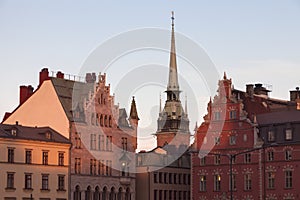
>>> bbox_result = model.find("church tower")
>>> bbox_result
[155,12,190,147]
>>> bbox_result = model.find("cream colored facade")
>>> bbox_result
[0,134,70,200]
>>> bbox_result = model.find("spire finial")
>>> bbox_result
[159,92,162,113]
[171,11,175,27]
[185,94,188,116]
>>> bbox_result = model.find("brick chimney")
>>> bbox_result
[39,68,50,86]
[20,85,34,105]
[290,87,300,101]
[246,84,254,98]
[56,71,64,79]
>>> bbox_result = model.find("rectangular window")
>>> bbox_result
[200,157,206,166]
[90,134,96,150]
[285,150,292,161]
[42,151,49,165]
[214,112,221,120]
[99,135,104,151]
[268,131,275,142]
[58,152,64,166]
[24,173,32,189]
[122,137,128,151]
[215,154,221,165]
[25,150,32,164]
[229,110,237,119]
[229,174,236,191]
[285,170,292,188]
[199,175,206,191]
[169,173,173,184]
[244,174,252,190]
[229,135,236,145]
[285,129,292,140]
[154,173,158,183]
[106,136,112,151]
[75,158,81,174]
[183,174,186,185]
[267,151,274,161]
[214,175,221,191]
[214,137,220,145]
[174,174,177,184]
[99,160,105,175]
[7,172,15,189]
[267,172,275,189]
[164,173,168,184]
[169,191,172,200]
[41,174,49,190]
[8,148,14,163]
[106,160,112,176]
[244,153,251,163]
[159,172,163,183]
[75,132,81,149]
[58,175,65,190]
[178,174,182,184]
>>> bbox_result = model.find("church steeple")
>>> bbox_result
[167,11,179,92]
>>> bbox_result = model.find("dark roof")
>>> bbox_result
[0,124,70,144]
[50,77,94,121]
[257,110,300,125]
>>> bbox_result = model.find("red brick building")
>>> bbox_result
[191,74,298,200]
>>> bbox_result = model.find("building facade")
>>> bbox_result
[191,74,297,200]
[3,69,139,200]
[0,123,70,200]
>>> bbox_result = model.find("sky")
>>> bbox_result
[0,0,300,150]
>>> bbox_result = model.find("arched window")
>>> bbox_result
[74,185,81,200]
[125,188,130,200]
[102,187,107,200]
[85,186,92,200]
[109,187,116,200]
[117,188,122,200]
[94,186,100,200]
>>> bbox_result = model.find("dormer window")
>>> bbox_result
[268,130,275,142]
[45,132,52,140]
[285,129,292,141]
[11,129,17,136]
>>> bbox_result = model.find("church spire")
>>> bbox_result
[167,11,179,91]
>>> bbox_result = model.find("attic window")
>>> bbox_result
[11,129,17,136]
[45,132,52,140]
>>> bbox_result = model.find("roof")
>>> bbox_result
[0,123,70,144]
[257,110,300,125]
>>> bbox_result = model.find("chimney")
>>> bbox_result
[290,87,300,101]
[254,83,270,96]
[56,71,64,79]
[246,84,254,98]
[39,68,50,86]
[20,85,34,105]
[85,73,96,83]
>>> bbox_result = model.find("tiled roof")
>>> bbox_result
[257,110,300,125]
[0,123,70,144]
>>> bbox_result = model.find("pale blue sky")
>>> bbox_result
[1,1,300,150]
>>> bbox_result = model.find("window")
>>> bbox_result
[244,174,252,190]
[285,170,292,188]
[41,174,49,190]
[75,158,81,174]
[178,174,182,184]
[122,137,128,151]
[267,172,275,189]
[244,153,251,163]
[91,113,95,125]
[183,174,186,185]
[106,136,112,151]
[159,172,163,183]
[214,112,221,120]
[43,151,49,165]
[200,157,206,166]
[285,129,292,140]
[6,172,15,189]
[100,115,103,126]
[169,173,173,184]
[214,175,221,191]
[75,132,81,149]
[58,152,64,166]
[154,190,157,200]
[45,132,52,140]
[8,148,14,163]
[285,150,292,161]
[215,155,221,165]
[174,174,177,184]
[229,110,237,119]
[90,134,96,150]
[243,134,247,142]
[24,173,32,189]
[90,159,97,175]
[268,131,275,142]
[58,175,65,190]
[96,114,99,126]
[199,175,206,191]
[99,135,104,151]
[267,151,274,161]
[106,160,112,176]
[229,135,236,145]
[164,173,168,184]
[214,137,220,145]
[99,160,105,175]
[229,174,236,191]
[154,173,158,183]
[169,191,172,200]
[25,150,32,164]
